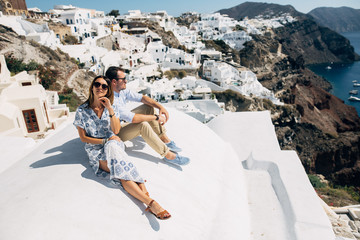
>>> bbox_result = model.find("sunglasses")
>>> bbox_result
[116,76,127,81]
[93,81,108,90]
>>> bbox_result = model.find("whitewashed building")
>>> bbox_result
[146,41,168,63]
[57,9,93,41]
[220,31,252,50]
[0,55,69,139]
[0,16,60,49]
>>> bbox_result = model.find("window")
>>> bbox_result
[66,19,69,24]
[21,82,31,86]
[56,34,60,38]
[74,27,77,32]
[22,109,39,133]
[70,19,73,24]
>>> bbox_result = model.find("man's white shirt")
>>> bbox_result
[113,89,143,122]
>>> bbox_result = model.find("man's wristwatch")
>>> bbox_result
[109,113,115,118]
[154,114,159,120]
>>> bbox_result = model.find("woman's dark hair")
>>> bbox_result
[84,75,114,106]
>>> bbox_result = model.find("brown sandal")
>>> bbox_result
[145,200,171,220]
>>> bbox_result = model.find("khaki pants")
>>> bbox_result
[117,104,170,157]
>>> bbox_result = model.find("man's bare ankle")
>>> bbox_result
[165,151,175,160]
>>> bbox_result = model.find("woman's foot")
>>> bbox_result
[146,200,171,220]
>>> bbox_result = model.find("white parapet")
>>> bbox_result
[208,111,335,240]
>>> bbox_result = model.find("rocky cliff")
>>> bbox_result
[218,1,302,19]
[0,24,78,91]
[308,7,360,33]
[217,2,360,187]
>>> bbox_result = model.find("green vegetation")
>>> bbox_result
[233,24,246,31]
[63,35,78,45]
[58,87,82,112]
[214,89,246,102]
[70,57,85,69]
[107,9,120,17]
[5,56,39,74]
[39,45,61,61]
[38,65,58,89]
[164,70,187,79]
[5,54,81,111]
[308,174,326,188]
[308,174,360,207]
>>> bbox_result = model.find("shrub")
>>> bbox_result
[308,174,326,188]
[164,70,174,79]
[63,35,78,45]
[59,92,82,112]
[39,45,61,61]
[5,56,26,73]
[178,70,187,79]
[25,60,40,71]
[5,56,40,74]
[38,65,58,89]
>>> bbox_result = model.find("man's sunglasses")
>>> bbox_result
[116,77,126,81]
[93,82,108,90]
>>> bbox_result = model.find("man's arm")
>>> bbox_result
[131,95,169,124]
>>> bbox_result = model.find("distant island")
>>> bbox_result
[308,7,360,33]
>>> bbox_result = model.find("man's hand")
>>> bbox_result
[159,107,169,123]
[158,114,166,125]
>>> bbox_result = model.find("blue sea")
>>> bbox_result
[309,32,360,117]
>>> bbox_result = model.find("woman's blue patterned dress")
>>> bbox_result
[73,103,144,186]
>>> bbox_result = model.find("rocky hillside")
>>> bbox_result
[145,20,181,49]
[216,2,360,187]
[218,1,303,19]
[0,24,77,90]
[308,7,360,33]
[0,24,98,110]
[274,19,359,65]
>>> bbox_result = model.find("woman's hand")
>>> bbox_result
[109,135,121,142]
[99,97,112,109]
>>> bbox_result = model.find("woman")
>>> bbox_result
[73,75,171,220]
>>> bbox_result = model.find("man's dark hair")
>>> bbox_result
[105,66,125,80]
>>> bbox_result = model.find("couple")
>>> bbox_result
[73,67,190,220]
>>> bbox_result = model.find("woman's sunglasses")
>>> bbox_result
[93,81,108,90]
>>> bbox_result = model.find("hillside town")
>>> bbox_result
[2,1,360,240]
[0,2,295,138]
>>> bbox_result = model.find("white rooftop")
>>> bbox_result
[0,108,334,239]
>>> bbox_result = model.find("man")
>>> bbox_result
[105,66,190,166]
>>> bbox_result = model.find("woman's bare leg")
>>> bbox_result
[99,160,110,172]
[99,160,169,217]
[121,180,169,217]
[137,183,149,196]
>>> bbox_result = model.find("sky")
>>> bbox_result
[26,0,360,16]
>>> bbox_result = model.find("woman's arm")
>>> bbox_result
[108,106,121,134]
[99,97,121,134]
[77,127,104,144]
[77,127,121,144]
